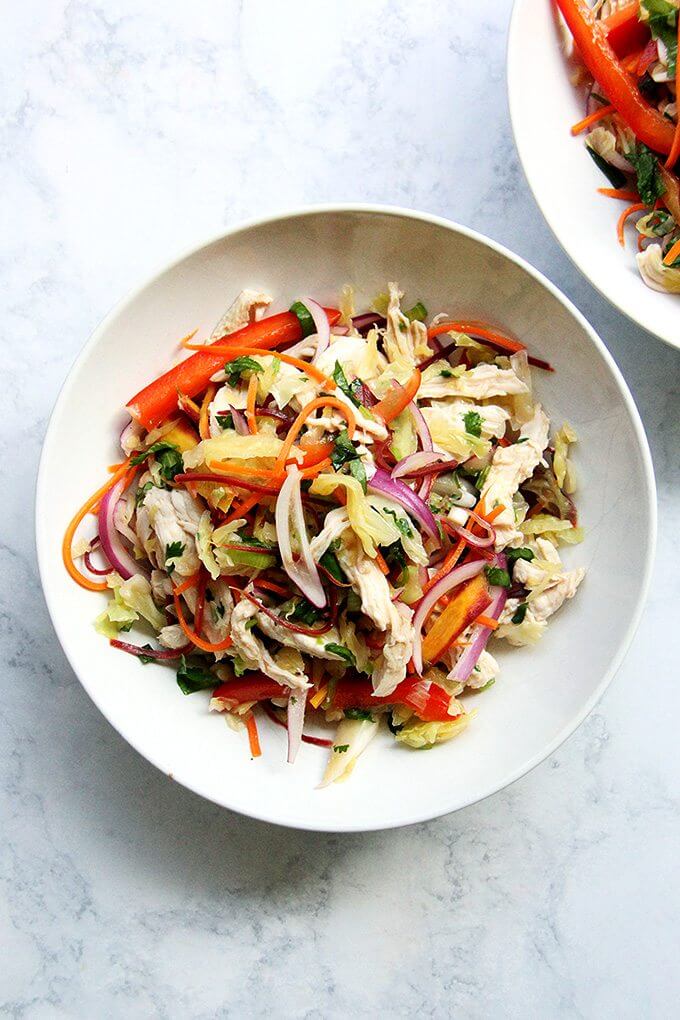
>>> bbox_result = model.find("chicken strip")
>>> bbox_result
[230,599,309,690]
[136,487,203,576]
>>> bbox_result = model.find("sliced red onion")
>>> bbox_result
[120,418,143,455]
[229,405,249,436]
[448,561,507,684]
[305,297,331,364]
[408,400,433,452]
[451,508,496,549]
[412,559,486,674]
[110,639,191,660]
[287,687,308,764]
[98,477,142,580]
[262,703,333,748]
[352,312,386,335]
[275,467,327,608]
[391,451,447,479]
[368,467,440,544]
[84,536,114,576]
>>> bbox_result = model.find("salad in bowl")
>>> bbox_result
[62,283,584,786]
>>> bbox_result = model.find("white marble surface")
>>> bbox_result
[2,1,679,1016]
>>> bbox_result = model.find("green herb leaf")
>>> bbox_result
[484,565,511,589]
[463,410,483,438]
[165,541,185,572]
[319,548,347,584]
[131,441,183,482]
[333,744,350,754]
[641,0,678,76]
[224,355,263,388]
[585,145,627,190]
[384,507,413,538]
[348,457,367,493]
[289,300,316,338]
[383,539,407,572]
[215,412,235,430]
[404,301,428,323]
[331,429,358,470]
[135,481,154,508]
[626,143,665,206]
[440,368,453,378]
[176,655,216,695]
[325,642,356,666]
[511,602,528,625]
[506,547,535,566]
[233,657,248,677]
[344,707,374,721]
[136,644,157,665]
[286,599,322,627]
[477,678,496,693]
[333,361,360,406]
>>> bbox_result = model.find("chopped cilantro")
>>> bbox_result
[626,143,665,206]
[136,645,157,665]
[333,744,350,754]
[404,301,428,323]
[384,508,413,537]
[319,548,347,585]
[463,410,483,438]
[176,655,216,695]
[331,429,358,470]
[215,412,235,430]
[344,708,374,721]
[506,547,535,566]
[232,657,248,677]
[516,437,529,444]
[286,599,321,627]
[440,368,453,378]
[131,441,183,482]
[382,539,407,572]
[135,481,153,508]
[224,355,263,387]
[165,541,185,573]
[333,361,360,406]
[289,300,315,338]
[325,642,356,666]
[484,565,511,589]
[511,602,528,625]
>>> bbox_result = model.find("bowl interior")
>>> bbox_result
[36,208,654,831]
[508,0,680,350]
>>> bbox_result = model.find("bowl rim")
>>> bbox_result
[35,203,657,832]
[506,0,679,352]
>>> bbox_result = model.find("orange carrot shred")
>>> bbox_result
[183,343,335,389]
[617,202,646,246]
[62,460,132,592]
[246,713,262,758]
[246,373,258,435]
[475,614,500,631]
[662,237,680,266]
[597,188,640,201]
[570,103,615,136]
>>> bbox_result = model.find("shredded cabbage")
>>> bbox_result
[310,474,396,557]
[520,514,584,546]
[196,511,221,580]
[496,614,546,646]
[183,433,283,469]
[637,243,680,294]
[95,573,165,638]
[395,712,472,749]
[389,410,417,461]
[422,406,491,459]
[553,421,578,493]
[319,717,379,786]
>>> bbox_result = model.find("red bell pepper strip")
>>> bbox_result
[603,2,650,58]
[421,573,492,666]
[126,307,341,431]
[212,673,459,723]
[556,0,675,155]
[372,369,421,424]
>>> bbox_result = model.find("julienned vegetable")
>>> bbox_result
[64,282,584,786]
[558,0,680,293]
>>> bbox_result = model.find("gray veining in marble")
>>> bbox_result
[2,1,679,1016]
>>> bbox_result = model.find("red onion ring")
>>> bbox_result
[110,639,192,660]
[442,508,496,549]
[368,468,440,544]
[262,704,333,748]
[305,297,331,364]
[351,312,385,335]
[98,477,142,580]
[448,555,507,684]
[412,559,486,674]
[232,587,333,636]
[229,406,249,435]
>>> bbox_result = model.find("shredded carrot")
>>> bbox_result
[617,202,647,246]
[183,343,335,389]
[483,503,506,525]
[199,383,217,440]
[172,572,200,596]
[107,460,127,473]
[223,492,262,524]
[428,321,525,355]
[178,328,199,349]
[62,460,132,591]
[173,592,234,652]
[374,550,390,575]
[663,236,680,266]
[422,538,466,595]
[298,456,332,480]
[207,459,282,482]
[623,50,642,72]
[177,391,201,423]
[570,103,615,136]
[273,397,357,474]
[246,712,262,758]
[475,614,499,631]
[665,18,680,170]
[254,579,290,596]
[597,187,640,201]
[246,373,258,434]
[309,685,328,710]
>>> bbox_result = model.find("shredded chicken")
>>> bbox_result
[229,599,309,690]
[136,487,203,576]
[211,288,271,340]
[383,282,429,369]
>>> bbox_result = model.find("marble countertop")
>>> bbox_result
[3,1,679,1015]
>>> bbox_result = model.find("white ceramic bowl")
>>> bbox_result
[508,0,680,351]
[36,206,655,832]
